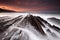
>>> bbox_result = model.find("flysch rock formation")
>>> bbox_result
[0,14,60,40]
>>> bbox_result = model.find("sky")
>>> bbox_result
[0,0,60,12]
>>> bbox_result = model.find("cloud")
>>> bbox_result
[0,0,60,12]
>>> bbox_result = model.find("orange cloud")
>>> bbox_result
[0,4,59,12]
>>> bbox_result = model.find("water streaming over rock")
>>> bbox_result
[0,14,60,40]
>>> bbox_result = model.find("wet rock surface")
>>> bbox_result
[0,14,60,40]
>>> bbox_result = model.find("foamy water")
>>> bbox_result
[1,14,60,40]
